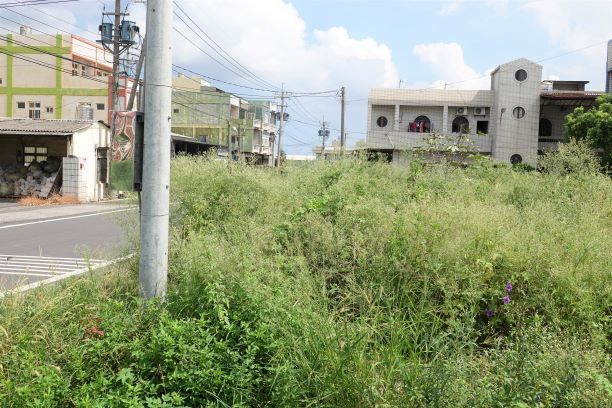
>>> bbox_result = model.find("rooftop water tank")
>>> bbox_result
[541,81,553,92]
[76,103,94,122]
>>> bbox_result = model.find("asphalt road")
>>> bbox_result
[0,202,137,293]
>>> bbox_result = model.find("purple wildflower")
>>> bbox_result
[503,295,511,305]
[486,309,495,318]
[505,282,513,292]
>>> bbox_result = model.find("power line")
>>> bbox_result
[0,0,78,7]
[172,63,279,93]
[173,0,280,91]
[0,31,111,73]
[0,36,276,98]
[171,68,279,99]
[25,3,99,36]
[0,24,265,99]
[173,26,279,93]
[0,47,110,85]
[0,3,82,35]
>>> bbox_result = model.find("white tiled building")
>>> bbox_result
[367,58,603,166]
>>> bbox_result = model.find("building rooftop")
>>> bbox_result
[369,89,495,106]
[0,119,93,136]
[539,91,603,107]
[547,80,590,85]
[540,91,603,99]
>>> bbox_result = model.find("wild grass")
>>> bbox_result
[0,151,610,407]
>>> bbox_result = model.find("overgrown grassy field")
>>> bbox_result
[1,153,611,407]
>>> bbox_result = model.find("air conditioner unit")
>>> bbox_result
[456,107,468,115]
[474,107,487,116]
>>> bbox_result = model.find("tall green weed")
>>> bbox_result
[0,155,610,406]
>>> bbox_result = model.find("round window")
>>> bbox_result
[510,154,523,165]
[512,107,525,119]
[515,69,527,82]
[376,116,388,128]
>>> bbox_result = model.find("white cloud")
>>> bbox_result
[484,0,510,12]
[171,0,398,91]
[522,0,612,88]
[439,0,508,16]
[169,0,399,152]
[28,0,398,152]
[409,42,492,90]
[439,0,463,15]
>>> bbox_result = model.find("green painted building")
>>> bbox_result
[171,76,274,162]
[0,27,115,122]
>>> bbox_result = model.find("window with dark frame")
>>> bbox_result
[28,101,41,119]
[452,116,469,133]
[173,108,180,114]
[512,106,525,119]
[17,102,25,109]
[46,106,54,114]
[476,121,489,134]
[96,103,105,110]
[539,118,552,136]
[409,115,431,133]
[515,69,528,82]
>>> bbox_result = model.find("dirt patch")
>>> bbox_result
[18,194,80,207]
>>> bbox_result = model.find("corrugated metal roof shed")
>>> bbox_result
[0,119,93,136]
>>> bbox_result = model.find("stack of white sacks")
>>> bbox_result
[0,158,60,197]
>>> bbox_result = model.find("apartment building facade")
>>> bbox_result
[367,58,603,166]
[171,75,276,163]
[0,26,133,123]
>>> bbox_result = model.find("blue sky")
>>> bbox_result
[2,0,611,153]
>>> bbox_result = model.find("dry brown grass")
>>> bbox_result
[18,194,80,207]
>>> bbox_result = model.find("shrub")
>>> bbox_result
[1,156,610,406]
[539,138,601,176]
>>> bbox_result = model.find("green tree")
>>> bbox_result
[565,94,612,168]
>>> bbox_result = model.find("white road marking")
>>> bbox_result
[0,256,108,284]
[0,271,54,277]
[0,254,135,298]
[0,266,72,274]
[0,254,106,261]
[0,207,137,230]
[0,259,104,268]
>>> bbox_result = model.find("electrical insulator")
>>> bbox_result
[283,112,290,121]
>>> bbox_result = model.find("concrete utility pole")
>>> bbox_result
[319,119,330,159]
[139,0,173,300]
[340,86,346,150]
[321,121,328,151]
[276,86,286,167]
